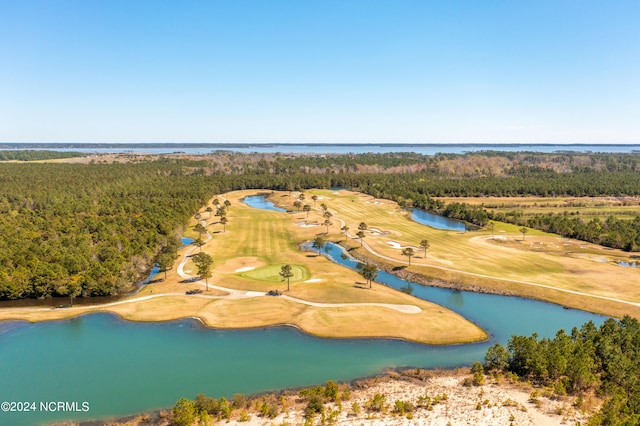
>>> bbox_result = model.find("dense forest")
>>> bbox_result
[485,317,640,425]
[1,150,640,300]
[0,162,221,299]
[0,150,83,161]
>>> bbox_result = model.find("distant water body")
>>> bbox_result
[2,143,640,155]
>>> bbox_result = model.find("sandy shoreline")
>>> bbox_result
[80,368,596,426]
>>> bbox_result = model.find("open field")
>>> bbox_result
[279,189,640,319]
[0,190,487,345]
[435,195,640,219]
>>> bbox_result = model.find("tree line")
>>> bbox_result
[0,150,84,161]
[485,316,640,425]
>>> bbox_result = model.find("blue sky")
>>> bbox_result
[1,1,638,144]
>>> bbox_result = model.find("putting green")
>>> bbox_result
[241,264,310,283]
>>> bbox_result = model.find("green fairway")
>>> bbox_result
[241,264,310,282]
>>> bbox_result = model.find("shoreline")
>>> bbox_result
[340,239,638,319]
[0,308,488,348]
[71,367,597,426]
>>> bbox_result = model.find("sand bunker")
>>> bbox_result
[296,222,318,228]
[235,266,256,273]
[386,241,402,249]
[304,278,322,283]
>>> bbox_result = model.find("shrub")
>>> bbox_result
[172,397,196,426]
[368,393,386,412]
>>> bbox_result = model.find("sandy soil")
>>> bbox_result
[91,369,595,426]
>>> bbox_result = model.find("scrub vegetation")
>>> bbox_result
[486,316,640,425]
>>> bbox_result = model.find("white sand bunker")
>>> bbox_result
[235,266,256,272]
[296,222,318,228]
[369,227,389,236]
[304,278,323,283]
[386,241,402,248]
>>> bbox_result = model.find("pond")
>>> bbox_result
[0,195,607,425]
[411,208,467,231]
[242,194,287,212]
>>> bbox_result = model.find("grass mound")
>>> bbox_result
[241,264,310,283]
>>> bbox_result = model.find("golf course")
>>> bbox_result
[3,187,640,345]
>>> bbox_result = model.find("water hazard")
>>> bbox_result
[242,194,287,212]
[411,209,467,231]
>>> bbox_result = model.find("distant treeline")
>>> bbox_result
[485,317,640,425]
[2,151,640,300]
[0,150,84,161]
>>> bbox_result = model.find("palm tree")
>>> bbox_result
[298,193,306,202]
[402,247,415,266]
[359,263,378,288]
[293,200,302,212]
[220,216,228,232]
[192,252,214,291]
[224,199,231,209]
[312,236,325,255]
[419,239,430,258]
[212,198,220,207]
[356,230,366,246]
[205,206,213,219]
[279,264,294,291]
[303,204,311,218]
[488,221,495,238]
[520,227,528,241]
[311,195,318,205]
[358,222,367,231]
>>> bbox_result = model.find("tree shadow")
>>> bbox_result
[392,266,406,271]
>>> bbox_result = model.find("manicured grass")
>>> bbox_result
[301,189,640,319]
[241,264,310,282]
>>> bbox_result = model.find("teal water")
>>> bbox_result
[411,209,467,231]
[0,196,608,425]
[181,237,194,245]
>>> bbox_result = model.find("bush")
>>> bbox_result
[231,393,249,409]
[368,393,386,412]
[304,394,325,419]
[325,380,339,402]
[172,397,196,426]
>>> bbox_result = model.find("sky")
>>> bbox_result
[1,0,639,144]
